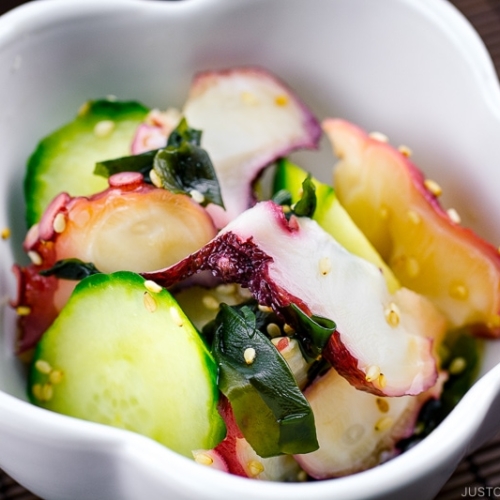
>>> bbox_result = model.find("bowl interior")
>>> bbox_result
[1,0,500,497]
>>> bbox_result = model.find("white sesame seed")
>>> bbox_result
[407,210,421,225]
[241,91,259,105]
[365,365,381,382]
[376,398,390,413]
[215,283,237,295]
[384,302,400,327]
[247,460,264,477]
[189,189,205,204]
[193,451,214,466]
[424,178,442,197]
[449,283,468,300]
[143,292,157,313]
[398,145,412,157]
[53,213,66,233]
[244,347,256,365]
[41,383,53,402]
[35,359,52,374]
[405,257,420,278]
[449,357,467,375]
[77,101,90,116]
[297,470,308,482]
[144,280,162,294]
[16,305,31,316]
[369,131,389,143]
[202,295,220,311]
[1,227,10,240]
[342,423,365,444]
[93,120,115,138]
[31,383,44,401]
[275,94,288,106]
[378,374,387,388]
[258,304,273,313]
[379,205,390,220]
[319,256,332,276]
[374,416,393,432]
[266,323,281,338]
[447,208,461,224]
[169,306,184,327]
[283,323,295,336]
[150,169,162,188]
[49,370,64,385]
[28,250,42,266]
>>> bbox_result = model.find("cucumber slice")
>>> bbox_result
[28,271,225,457]
[273,159,400,293]
[25,99,149,227]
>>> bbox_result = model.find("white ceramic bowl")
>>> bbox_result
[2,0,500,498]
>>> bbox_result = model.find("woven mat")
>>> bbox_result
[1,0,500,498]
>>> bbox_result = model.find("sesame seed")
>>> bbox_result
[144,280,162,294]
[319,256,332,276]
[31,383,44,400]
[297,470,308,482]
[447,208,461,224]
[379,205,390,220]
[244,347,256,365]
[449,283,468,300]
[378,373,387,388]
[407,210,421,225]
[238,287,253,299]
[424,178,442,197]
[275,94,288,106]
[16,305,31,316]
[77,101,90,116]
[384,302,400,327]
[193,451,214,466]
[374,416,393,432]
[376,398,390,413]
[266,323,282,338]
[53,213,66,233]
[1,227,10,240]
[93,120,115,138]
[143,292,157,313]
[35,359,52,374]
[398,145,412,157]
[449,357,467,375]
[169,306,184,327]
[405,257,420,278]
[27,250,42,266]
[281,205,291,214]
[283,323,295,336]
[215,283,237,295]
[150,168,162,188]
[202,295,220,311]
[189,189,205,204]
[241,91,259,105]
[365,365,381,382]
[342,423,365,444]
[247,460,264,477]
[41,383,53,402]
[49,370,64,385]
[258,304,273,313]
[369,131,389,143]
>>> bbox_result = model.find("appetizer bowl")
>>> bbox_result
[2,0,500,499]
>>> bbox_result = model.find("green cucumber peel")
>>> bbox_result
[95,118,224,208]
[212,303,318,457]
